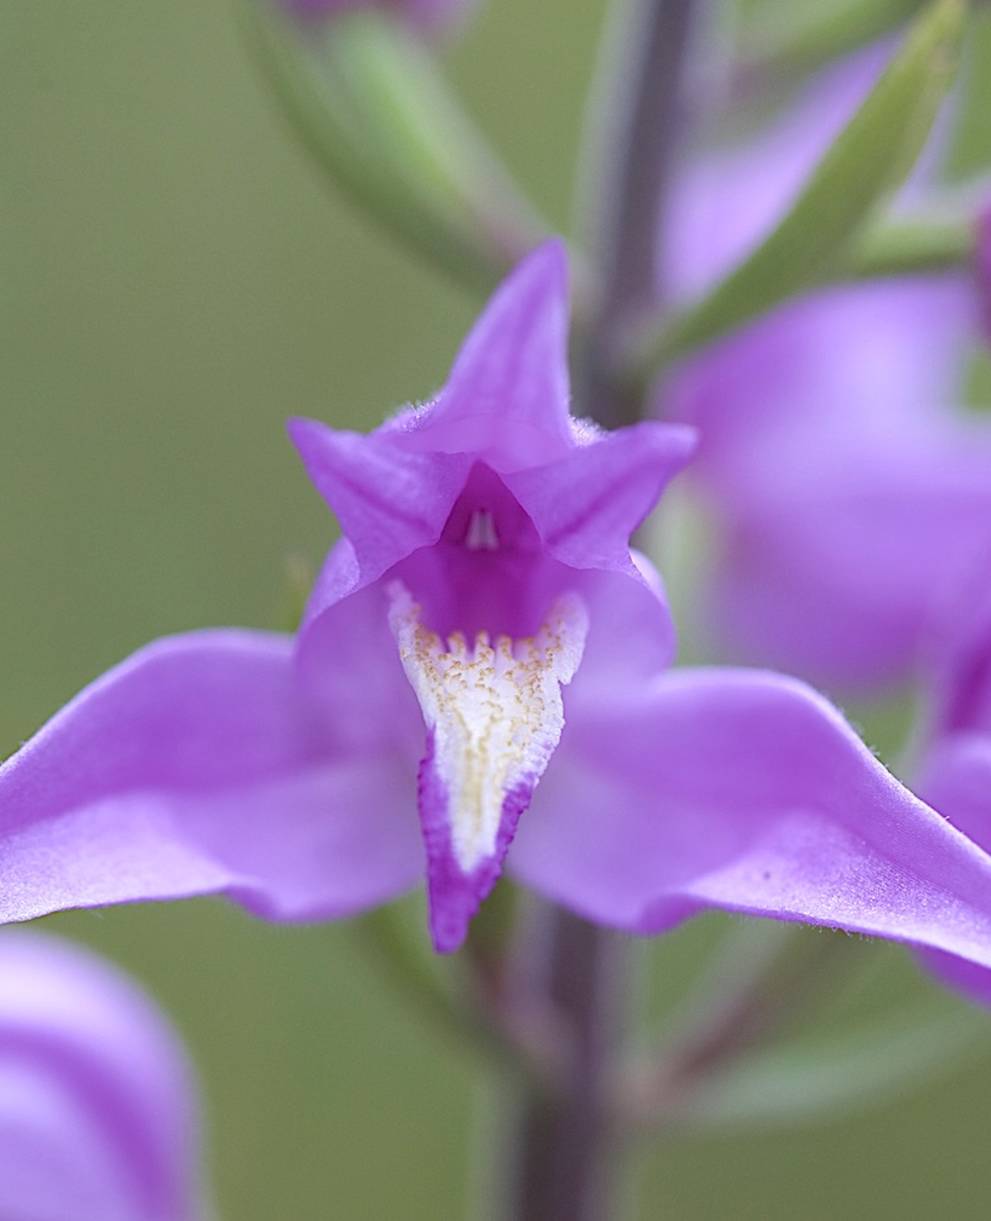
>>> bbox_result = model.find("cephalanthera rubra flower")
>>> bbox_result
[6,245,991,976]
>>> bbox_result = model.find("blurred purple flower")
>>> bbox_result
[912,567,991,1003]
[6,246,991,971]
[660,45,991,694]
[278,0,470,35]
[977,204,991,341]
[0,932,204,1221]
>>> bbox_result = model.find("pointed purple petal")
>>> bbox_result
[0,631,420,923]
[289,418,472,594]
[0,931,204,1221]
[915,735,991,1002]
[395,240,575,470]
[504,421,696,571]
[512,669,991,968]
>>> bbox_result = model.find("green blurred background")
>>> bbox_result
[4,1,991,1217]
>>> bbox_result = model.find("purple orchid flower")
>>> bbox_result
[660,45,991,694]
[0,931,204,1221]
[978,204,991,341]
[912,567,991,1004]
[6,245,991,973]
[278,0,470,35]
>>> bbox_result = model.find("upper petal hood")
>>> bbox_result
[292,241,696,641]
[387,240,578,471]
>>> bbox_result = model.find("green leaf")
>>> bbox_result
[238,2,505,293]
[327,15,547,268]
[735,0,925,92]
[851,211,974,276]
[628,0,967,382]
[849,175,990,276]
[671,998,990,1130]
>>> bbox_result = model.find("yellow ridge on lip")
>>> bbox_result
[387,580,588,871]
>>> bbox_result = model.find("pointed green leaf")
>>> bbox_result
[735,0,924,92]
[327,15,547,268]
[238,1,502,292]
[671,998,989,1130]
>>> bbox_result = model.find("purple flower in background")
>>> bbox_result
[913,566,991,1004]
[278,0,470,35]
[6,245,991,973]
[977,204,991,341]
[660,45,991,694]
[0,931,204,1221]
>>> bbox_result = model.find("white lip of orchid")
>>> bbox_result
[387,579,589,872]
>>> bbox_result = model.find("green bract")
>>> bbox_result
[628,0,966,382]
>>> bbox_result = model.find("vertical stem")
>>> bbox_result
[593,0,699,320]
[583,0,700,428]
[498,2,700,1217]
[505,912,629,1221]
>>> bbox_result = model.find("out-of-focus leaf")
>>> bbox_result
[734,0,925,94]
[851,176,991,274]
[277,553,316,634]
[669,998,989,1130]
[629,0,966,382]
[239,3,506,292]
[327,15,547,269]
[851,212,973,275]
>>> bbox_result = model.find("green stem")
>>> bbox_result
[502,912,632,1221]
[580,0,701,427]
